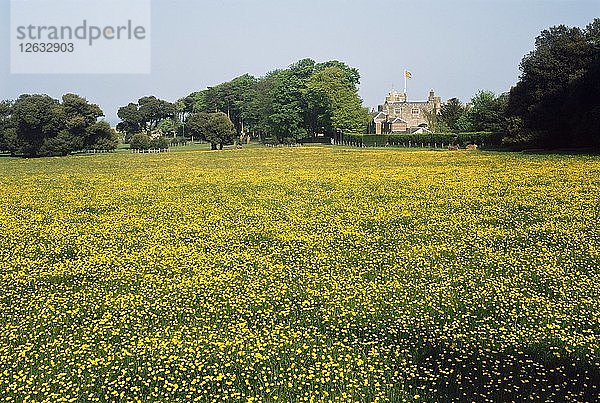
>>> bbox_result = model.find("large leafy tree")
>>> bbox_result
[315,60,360,87]
[194,74,259,136]
[460,91,507,133]
[561,53,600,147]
[0,101,15,153]
[12,94,65,156]
[306,66,370,135]
[117,96,176,139]
[85,121,119,150]
[116,103,143,139]
[8,93,111,156]
[439,98,466,133]
[61,94,104,149]
[506,19,600,147]
[138,96,176,134]
[267,59,316,142]
[187,112,236,150]
[247,70,280,139]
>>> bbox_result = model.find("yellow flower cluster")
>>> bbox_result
[0,148,598,402]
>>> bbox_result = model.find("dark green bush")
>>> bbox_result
[150,137,170,149]
[130,134,152,150]
[298,136,332,144]
[342,132,504,148]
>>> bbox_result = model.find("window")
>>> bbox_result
[411,108,420,117]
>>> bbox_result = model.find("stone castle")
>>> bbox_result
[370,90,442,134]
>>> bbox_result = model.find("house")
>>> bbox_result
[370,90,442,134]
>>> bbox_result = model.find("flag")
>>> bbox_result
[404,70,412,79]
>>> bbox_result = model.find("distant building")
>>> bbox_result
[370,90,442,134]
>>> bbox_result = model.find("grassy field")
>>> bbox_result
[0,147,599,402]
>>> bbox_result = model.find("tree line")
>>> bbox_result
[433,18,599,149]
[1,18,598,157]
[117,16,598,151]
[116,59,370,149]
[0,94,117,157]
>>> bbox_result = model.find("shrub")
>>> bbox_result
[298,136,332,144]
[130,134,152,150]
[150,137,170,150]
[342,132,504,148]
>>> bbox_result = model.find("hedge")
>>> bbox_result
[341,132,504,148]
[298,136,333,144]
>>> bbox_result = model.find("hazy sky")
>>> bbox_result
[1,0,598,124]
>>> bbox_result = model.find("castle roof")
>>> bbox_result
[386,100,429,105]
[372,112,387,121]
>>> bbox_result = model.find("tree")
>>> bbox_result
[439,98,466,132]
[130,133,152,150]
[9,93,110,156]
[561,54,600,147]
[62,94,103,135]
[0,101,15,153]
[117,96,176,140]
[182,58,368,143]
[267,59,316,142]
[85,121,118,150]
[187,112,235,150]
[12,94,65,156]
[506,19,600,147]
[186,112,210,142]
[248,70,280,140]
[138,96,176,135]
[460,91,507,133]
[61,94,107,151]
[194,74,259,137]
[306,67,370,135]
[158,119,179,137]
[315,60,361,87]
[116,103,142,140]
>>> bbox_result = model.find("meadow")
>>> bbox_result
[0,147,598,402]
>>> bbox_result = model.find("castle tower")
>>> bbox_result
[385,90,406,103]
[428,89,442,112]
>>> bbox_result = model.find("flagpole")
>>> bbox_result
[404,69,407,95]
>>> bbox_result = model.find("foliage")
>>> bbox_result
[0,148,598,401]
[85,121,119,150]
[181,59,367,143]
[116,103,142,139]
[11,94,64,156]
[0,100,15,152]
[439,97,466,132]
[186,112,236,150]
[129,133,152,150]
[191,74,258,137]
[117,96,176,139]
[151,136,170,150]
[506,18,600,148]
[306,67,370,135]
[62,93,104,139]
[157,118,179,138]
[7,93,111,157]
[344,132,503,148]
[129,134,170,150]
[460,91,508,133]
[344,134,390,147]
[266,59,315,142]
